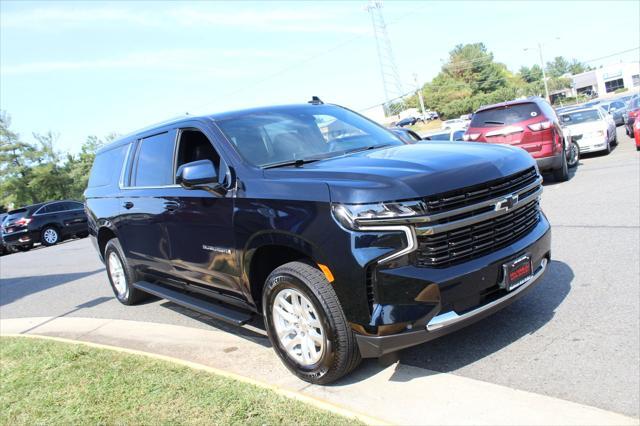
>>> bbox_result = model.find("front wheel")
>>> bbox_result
[263,261,361,384]
[567,142,579,168]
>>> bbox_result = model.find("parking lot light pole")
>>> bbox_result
[525,38,559,103]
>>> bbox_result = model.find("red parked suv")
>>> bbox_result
[464,97,570,181]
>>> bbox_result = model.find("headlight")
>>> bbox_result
[331,200,427,229]
[585,130,605,138]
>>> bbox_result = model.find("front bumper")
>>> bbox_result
[355,218,551,358]
[576,136,608,153]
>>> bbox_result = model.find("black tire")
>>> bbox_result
[104,238,148,305]
[16,244,32,252]
[604,137,611,155]
[41,225,60,246]
[263,261,361,384]
[76,231,89,238]
[611,132,618,146]
[567,142,579,169]
[552,149,569,182]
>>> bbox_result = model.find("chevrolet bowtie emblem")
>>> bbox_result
[495,194,519,212]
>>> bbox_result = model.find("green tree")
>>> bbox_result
[519,64,544,83]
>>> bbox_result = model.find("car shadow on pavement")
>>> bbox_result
[0,269,104,307]
[335,260,573,385]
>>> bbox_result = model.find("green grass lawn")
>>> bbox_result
[0,337,359,425]
[408,120,442,134]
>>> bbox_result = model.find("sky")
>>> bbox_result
[1,0,639,153]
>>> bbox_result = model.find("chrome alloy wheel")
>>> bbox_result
[108,252,127,297]
[272,288,325,366]
[43,228,58,244]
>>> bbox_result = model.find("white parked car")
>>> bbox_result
[559,107,617,155]
[422,129,466,142]
[441,118,467,130]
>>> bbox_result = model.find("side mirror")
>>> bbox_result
[176,160,225,194]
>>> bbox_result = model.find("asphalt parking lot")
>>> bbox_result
[1,126,638,417]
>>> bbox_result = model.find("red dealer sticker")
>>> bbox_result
[503,255,532,291]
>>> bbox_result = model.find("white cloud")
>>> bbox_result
[0,48,283,75]
[1,4,368,34]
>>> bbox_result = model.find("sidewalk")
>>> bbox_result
[2,316,637,426]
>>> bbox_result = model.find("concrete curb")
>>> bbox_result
[1,333,389,425]
[2,316,637,426]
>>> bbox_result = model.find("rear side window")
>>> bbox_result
[133,132,175,187]
[471,103,542,128]
[88,145,128,188]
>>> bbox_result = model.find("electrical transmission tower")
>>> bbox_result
[366,0,405,116]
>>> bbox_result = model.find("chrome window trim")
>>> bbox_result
[32,202,84,216]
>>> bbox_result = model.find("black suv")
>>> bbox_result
[1,200,88,251]
[85,102,551,384]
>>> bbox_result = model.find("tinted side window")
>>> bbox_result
[470,103,542,127]
[88,145,128,188]
[44,203,65,213]
[133,132,175,187]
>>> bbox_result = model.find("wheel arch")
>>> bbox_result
[243,231,328,310]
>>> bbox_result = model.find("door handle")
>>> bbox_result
[164,201,180,211]
[123,201,134,210]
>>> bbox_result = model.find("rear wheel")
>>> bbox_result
[41,226,60,246]
[263,261,361,384]
[552,149,569,182]
[104,238,148,305]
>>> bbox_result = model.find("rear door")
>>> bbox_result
[118,130,178,280]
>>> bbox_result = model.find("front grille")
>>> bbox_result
[416,199,541,268]
[423,167,538,213]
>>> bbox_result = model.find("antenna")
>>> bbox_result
[365,0,405,116]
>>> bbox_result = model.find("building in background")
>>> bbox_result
[572,62,640,98]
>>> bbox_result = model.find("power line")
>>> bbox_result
[187,4,433,115]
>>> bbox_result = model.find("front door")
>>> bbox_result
[164,127,242,297]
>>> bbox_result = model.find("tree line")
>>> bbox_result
[0,112,114,212]
[405,43,593,119]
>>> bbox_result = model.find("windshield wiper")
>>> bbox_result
[483,120,505,125]
[343,144,392,155]
[262,158,321,169]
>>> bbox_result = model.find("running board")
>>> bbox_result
[132,281,254,326]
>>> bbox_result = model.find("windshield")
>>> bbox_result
[561,109,601,125]
[470,103,542,127]
[216,105,402,167]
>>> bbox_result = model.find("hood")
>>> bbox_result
[263,142,536,204]
[562,121,607,136]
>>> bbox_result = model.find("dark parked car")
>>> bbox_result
[599,99,628,126]
[0,213,11,255]
[1,200,88,251]
[389,127,422,143]
[623,96,640,136]
[396,116,418,127]
[86,102,550,384]
[464,97,571,182]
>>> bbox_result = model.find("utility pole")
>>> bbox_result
[413,73,427,119]
[538,43,550,102]
[525,38,559,102]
